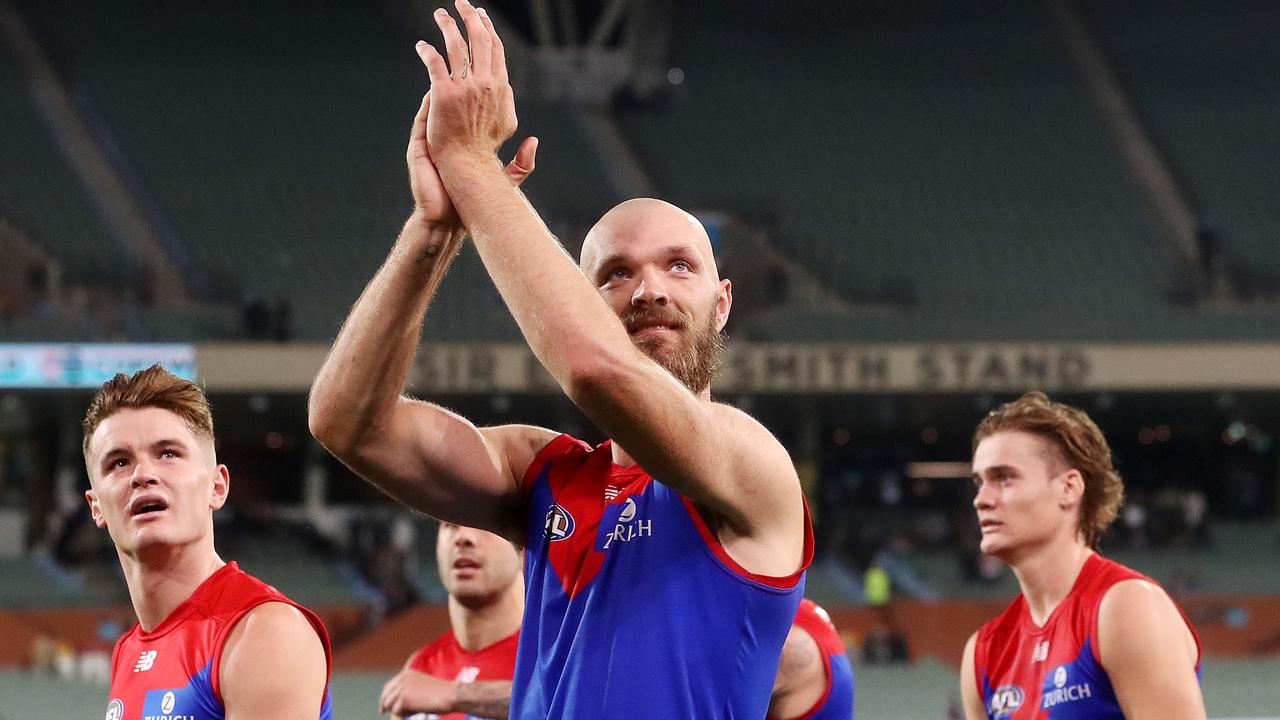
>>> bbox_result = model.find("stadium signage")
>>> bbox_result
[405,343,1093,392]
[192,342,1280,392]
[0,344,196,389]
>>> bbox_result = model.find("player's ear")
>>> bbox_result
[1059,468,1085,509]
[85,488,107,529]
[209,465,230,511]
[715,278,732,332]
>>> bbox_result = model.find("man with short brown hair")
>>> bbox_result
[959,392,1204,719]
[85,364,333,720]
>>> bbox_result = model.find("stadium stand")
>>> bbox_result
[12,0,616,342]
[0,51,122,283]
[618,0,1280,342]
[1083,0,1280,279]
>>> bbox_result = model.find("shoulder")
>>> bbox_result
[480,425,574,477]
[1097,578,1198,668]
[219,602,328,694]
[1098,578,1181,629]
[223,601,326,658]
[708,401,799,482]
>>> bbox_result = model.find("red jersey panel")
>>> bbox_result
[405,629,519,720]
[972,554,1200,719]
[105,561,333,720]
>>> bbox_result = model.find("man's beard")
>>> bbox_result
[622,306,724,393]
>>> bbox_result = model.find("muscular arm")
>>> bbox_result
[220,603,328,720]
[1098,580,1204,720]
[420,2,805,574]
[959,632,986,720]
[308,87,552,539]
[769,625,826,720]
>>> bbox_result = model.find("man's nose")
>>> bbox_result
[631,272,669,307]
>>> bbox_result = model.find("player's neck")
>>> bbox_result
[449,587,523,653]
[1010,538,1093,627]
[611,384,713,468]
[120,541,225,633]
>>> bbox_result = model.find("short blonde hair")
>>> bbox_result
[82,364,214,460]
[974,391,1123,548]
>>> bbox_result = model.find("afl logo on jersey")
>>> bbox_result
[544,504,575,541]
[988,685,1024,717]
[105,699,124,720]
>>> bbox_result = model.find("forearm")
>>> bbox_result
[309,213,464,449]
[453,680,512,719]
[437,152,635,385]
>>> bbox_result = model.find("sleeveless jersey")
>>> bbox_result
[404,628,519,720]
[105,561,334,720]
[513,435,814,719]
[973,554,1200,719]
[775,598,855,720]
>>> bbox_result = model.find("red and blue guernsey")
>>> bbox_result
[515,434,814,719]
[972,553,1200,719]
[104,561,334,720]
[775,598,855,720]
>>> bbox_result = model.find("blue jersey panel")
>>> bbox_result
[514,467,804,719]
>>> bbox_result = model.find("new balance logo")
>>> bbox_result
[1032,641,1049,662]
[133,650,157,673]
[604,485,622,502]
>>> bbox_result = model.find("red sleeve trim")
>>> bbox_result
[209,599,333,707]
[519,434,590,497]
[680,493,814,590]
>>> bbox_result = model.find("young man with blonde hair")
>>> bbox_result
[960,392,1204,719]
[84,365,333,719]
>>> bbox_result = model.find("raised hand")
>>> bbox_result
[407,91,537,228]
[414,0,517,164]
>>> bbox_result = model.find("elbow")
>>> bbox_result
[564,352,637,410]
[307,387,363,458]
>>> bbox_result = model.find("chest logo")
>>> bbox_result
[604,484,622,502]
[161,691,176,714]
[1042,664,1094,709]
[133,650,157,672]
[456,666,480,683]
[1032,640,1049,662]
[988,685,1024,717]
[544,505,575,541]
[597,497,653,550]
[105,699,124,720]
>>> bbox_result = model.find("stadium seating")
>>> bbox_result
[13,0,615,341]
[0,53,122,283]
[1083,0,1280,278]
[618,0,1280,341]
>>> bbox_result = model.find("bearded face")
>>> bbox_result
[621,301,724,393]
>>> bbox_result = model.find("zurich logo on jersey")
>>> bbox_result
[988,685,1024,717]
[1042,663,1094,709]
[544,504,575,541]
